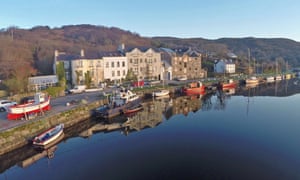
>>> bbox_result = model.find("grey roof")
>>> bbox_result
[56,51,124,61]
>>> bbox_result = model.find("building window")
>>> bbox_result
[117,70,120,76]
[140,59,143,63]
[122,61,125,67]
[89,61,93,67]
[77,61,83,68]
[184,62,187,68]
[130,59,133,63]
[117,61,120,67]
[112,71,115,77]
[111,62,114,68]
[97,61,101,67]
[106,62,109,68]
[123,70,126,76]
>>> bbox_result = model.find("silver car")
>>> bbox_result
[0,100,17,112]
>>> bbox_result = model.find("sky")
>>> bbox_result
[1,0,300,41]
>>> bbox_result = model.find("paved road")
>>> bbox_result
[0,91,104,132]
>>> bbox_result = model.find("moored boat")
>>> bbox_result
[245,76,259,84]
[182,81,206,95]
[265,76,275,83]
[94,89,141,118]
[7,92,51,120]
[123,104,143,115]
[221,79,236,89]
[152,89,170,97]
[275,75,282,81]
[32,123,64,147]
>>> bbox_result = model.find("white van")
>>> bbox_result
[69,85,86,94]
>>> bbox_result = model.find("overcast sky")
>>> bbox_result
[1,0,300,41]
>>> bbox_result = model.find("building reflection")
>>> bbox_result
[172,95,202,116]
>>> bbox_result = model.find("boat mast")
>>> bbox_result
[248,48,251,76]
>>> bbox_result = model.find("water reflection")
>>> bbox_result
[1,79,300,175]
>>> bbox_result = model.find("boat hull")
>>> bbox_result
[152,90,170,97]
[7,97,51,120]
[124,104,143,114]
[222,83,236,89]
[32,124,64,147]
[183,87,206,95]
[95,97,142,119]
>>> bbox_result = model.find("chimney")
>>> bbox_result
[118,43,125,53]
[80,49,85,57]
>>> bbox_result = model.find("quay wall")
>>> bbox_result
[0,99,108,156]
[0,86,180,156]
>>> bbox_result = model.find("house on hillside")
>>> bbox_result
[214,59,236,74]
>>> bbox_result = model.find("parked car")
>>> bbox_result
[69,85,86,94]
[0,100,17,112]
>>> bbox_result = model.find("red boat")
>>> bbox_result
[7,92,51,120]
[222,79,236,89]
[182,81,206,95]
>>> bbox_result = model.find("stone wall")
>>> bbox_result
[0,99,107,156]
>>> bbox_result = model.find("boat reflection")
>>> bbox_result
[1,79,300,174]
[18,132,65,168]
[18,145,58,168]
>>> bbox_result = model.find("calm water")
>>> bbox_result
[1,79,300,180]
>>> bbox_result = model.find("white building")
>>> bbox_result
[28,75,58,91]
[103,55,128,83]
[55,49,104,87]
[214,59,236,74]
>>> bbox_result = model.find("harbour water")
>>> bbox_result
[1,79,300,180]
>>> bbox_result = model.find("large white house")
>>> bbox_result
[54,49,104,87]
[102,53,128,83]
[214,59,236,74]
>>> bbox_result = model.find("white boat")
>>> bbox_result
[176,76,187,81]
[152,89,170,97]
[275,75,282,81]
[265,76,275,83]
[245,76,259,84]
[118,88,140,103]
[7,92,51,120]
[32,123,64,147]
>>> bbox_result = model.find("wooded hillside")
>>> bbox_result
[0,24,300,80]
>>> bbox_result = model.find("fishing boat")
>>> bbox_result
[94,89,141,118]
[32,123,64,147]
[123,104,143,115]
[7,92,51,120]
[119,88,140,103]
[221,79,236,89]
[182,81,206,95]
[152,89,170,97]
